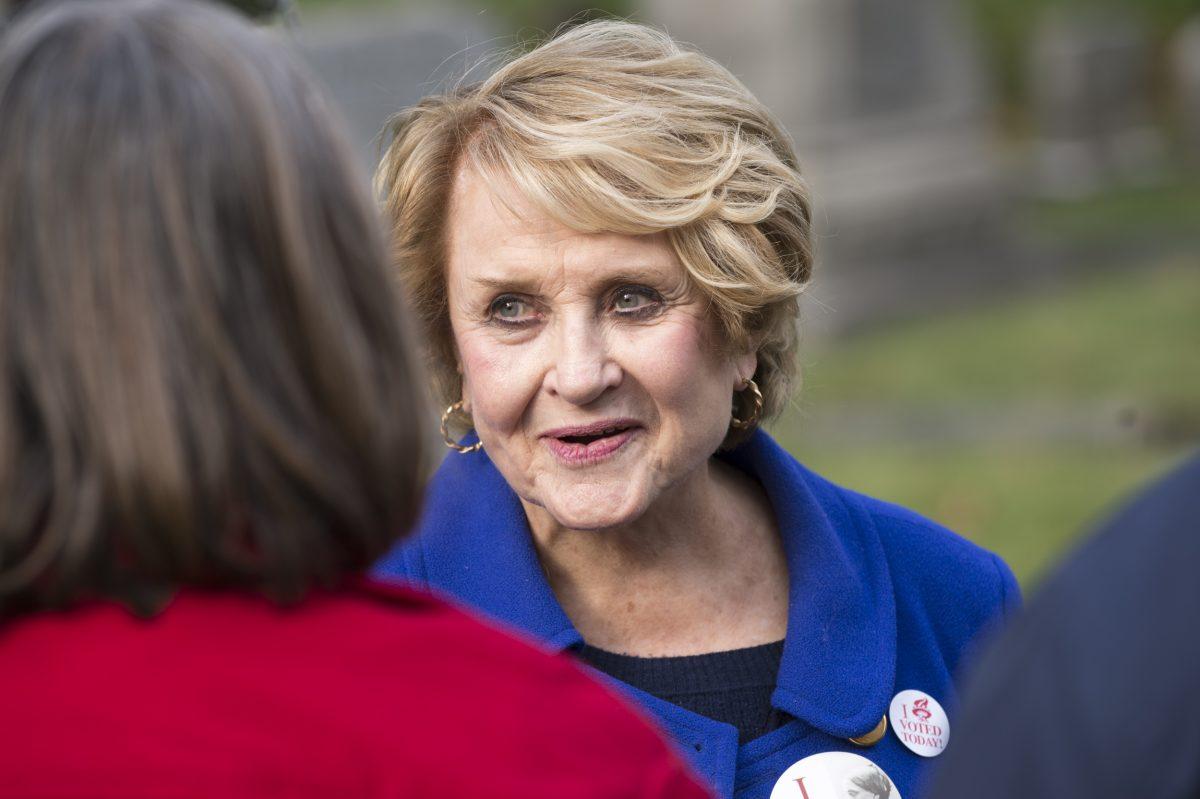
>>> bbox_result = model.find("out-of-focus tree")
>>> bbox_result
[966,0,1200,131]
[222,0,292,19]
[482,0,631,36]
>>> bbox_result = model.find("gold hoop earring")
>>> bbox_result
[730,378,763,430]
[440,400,483,454]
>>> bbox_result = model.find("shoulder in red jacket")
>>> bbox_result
[0,578,711,799]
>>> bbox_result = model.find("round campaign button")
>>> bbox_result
[888,689,950,757]
[769,751,902,799]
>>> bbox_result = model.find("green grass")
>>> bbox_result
[798,257,1200,409]
[1026,181,1200,244]
[786,442,1188,587]
[769,257,1200,589]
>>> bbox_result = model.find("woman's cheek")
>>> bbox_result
[623,315,720,401]
[460,335,540,432]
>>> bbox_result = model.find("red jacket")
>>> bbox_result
[0,579,710,799]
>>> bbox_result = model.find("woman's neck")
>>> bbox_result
[522,457,789,656]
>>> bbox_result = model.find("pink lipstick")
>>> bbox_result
[541,419,641,466]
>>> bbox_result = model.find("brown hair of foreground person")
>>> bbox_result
[0,0,425,616]
[376,20,813,445]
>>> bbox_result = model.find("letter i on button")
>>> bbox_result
[888,689,950,757]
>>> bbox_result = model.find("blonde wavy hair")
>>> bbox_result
[376,19,813,438]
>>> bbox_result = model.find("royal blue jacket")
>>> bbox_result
[375,430,1019,798]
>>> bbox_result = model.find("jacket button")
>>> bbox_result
[848,715,887,747]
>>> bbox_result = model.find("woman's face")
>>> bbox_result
[841,767,892,799]
[444,166,755,530]
[843,783,879,799]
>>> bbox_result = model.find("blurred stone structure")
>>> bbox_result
[641,0,1017,334]
[1029,8,1165,198]
[1,0,26,26]
[295,8,497,170]
[1171,16,1200,168]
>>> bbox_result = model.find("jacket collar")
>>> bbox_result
[406,429,897,739]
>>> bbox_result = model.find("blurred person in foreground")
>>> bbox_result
[927,451,1200,799]
[0,3,710,797]
[373,20,1019,798]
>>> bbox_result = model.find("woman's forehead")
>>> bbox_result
[445,164,681,289]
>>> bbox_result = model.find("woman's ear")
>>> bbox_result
[459,376,472,414]
[454,349,467,408]
[734,349,758,387]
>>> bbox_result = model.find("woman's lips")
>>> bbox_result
[541,420,640,466]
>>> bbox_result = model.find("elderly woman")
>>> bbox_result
[375,20,1017,799]
[0,4,709,797]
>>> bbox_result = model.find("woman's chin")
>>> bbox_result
[537,485,648,532]
[548,504,644,532]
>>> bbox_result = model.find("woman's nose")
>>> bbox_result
[543,318,621,405]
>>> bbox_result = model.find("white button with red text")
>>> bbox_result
[769,751,902,799]
[888,689,949,757]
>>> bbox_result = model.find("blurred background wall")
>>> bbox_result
[6,0,1195,588]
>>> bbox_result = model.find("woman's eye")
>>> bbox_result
[489,296,536,323]
[611,287,661,314]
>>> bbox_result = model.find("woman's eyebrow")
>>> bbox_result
[467,274,543,293]
[596,268,673,287]
[467,262,675,293]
